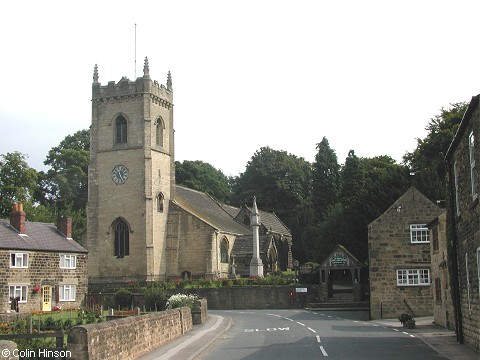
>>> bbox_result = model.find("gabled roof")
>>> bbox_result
[173,186,252,235]
[232,235,272,255]
[368,186,439,227]
[233,205,292,237]
[0,220,87,253]
[319,244,364,268]
[446,94,479,160]
[257,209,291,237]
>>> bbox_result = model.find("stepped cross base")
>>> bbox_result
[249,258,264,277]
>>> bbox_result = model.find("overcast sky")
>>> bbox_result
[1,0,480,176]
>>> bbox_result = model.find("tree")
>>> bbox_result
[36,129,90,242]
[312,137,340,221]
[175,160,231,202]
[404,102,468,202]
[0,152,38,218]
[230,146,313,259]
[41,129,90,213]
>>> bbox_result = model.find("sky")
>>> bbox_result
[1,0,480,177]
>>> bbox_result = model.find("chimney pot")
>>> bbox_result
[10,203,26,234]
[57,216,72,238]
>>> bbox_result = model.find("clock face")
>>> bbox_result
[112,165,129,184]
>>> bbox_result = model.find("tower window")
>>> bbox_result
[114,218,129,258]
[156,118,164,147]
[220,238,229,263]
[115,116,128,144]
[157,193,164,213]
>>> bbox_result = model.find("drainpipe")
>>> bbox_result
[446,158,464,344]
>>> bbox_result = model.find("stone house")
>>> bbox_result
[445,94,480,350]
[87,60,292,285]
[368,187,443,320]
[0,204,88,313]
[427,212,455,330]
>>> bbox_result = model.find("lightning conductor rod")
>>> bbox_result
[134,23,137,79]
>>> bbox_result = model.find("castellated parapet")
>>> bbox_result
[92,74,173,110]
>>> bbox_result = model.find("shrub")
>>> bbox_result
[166,293,198,310]
[143,287,167,311]
[221,279,233,287]
[115,288,133,309]
[235,278,248,286]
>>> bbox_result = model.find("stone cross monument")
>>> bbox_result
[249,197,264,277]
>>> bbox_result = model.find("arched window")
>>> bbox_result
[157,193,164,213]
[155,118,164,147]
[220,238,229,263]
[114,218,129,258]
[115,116,128,144]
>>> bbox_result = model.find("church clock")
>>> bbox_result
[111,165,129,184]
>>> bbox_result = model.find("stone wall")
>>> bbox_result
[174,286,318,310]
[429,212,456,330]
[368,187,443,320]
[67,307,192,360]
[88,286,319,311]
[446,100,480,351]
[192,298,208,325]
[0,250,88,313]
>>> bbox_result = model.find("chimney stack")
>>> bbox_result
[57,216,72,238]
[10,203,26,234]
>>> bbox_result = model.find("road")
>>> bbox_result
[199,310,446,360]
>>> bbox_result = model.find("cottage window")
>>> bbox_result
[155,118,164,147]
[60,254,77,269]
[114,218,129,258]
[396,269,430,286]
[10,253,28,268]
[469,131,478,199]
[410,224,429,243]
[115,116,128,144]
[9,285,28,303]
[220,238,229,263]
[59,285,76,301]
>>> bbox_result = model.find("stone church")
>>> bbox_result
[87,59,292,285]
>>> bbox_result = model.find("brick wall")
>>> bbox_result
[67,307,192,360]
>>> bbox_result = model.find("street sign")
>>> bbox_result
[296,288,307,293]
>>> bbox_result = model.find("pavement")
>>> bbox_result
[136,314,232,360]
[136,314,479,360]
[373,317,479,360]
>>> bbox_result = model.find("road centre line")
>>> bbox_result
[308,327,317,333]
[316,335,321,343]
[319,345,329,356]
[297,322,305,326]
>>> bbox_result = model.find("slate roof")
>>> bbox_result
[0,220,88,253]
[231,235,271,255]
[242,206,292,237]
[174,186,252,235]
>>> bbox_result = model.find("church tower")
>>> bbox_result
[87,58,174,284]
